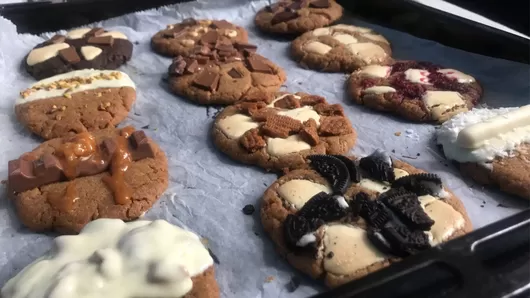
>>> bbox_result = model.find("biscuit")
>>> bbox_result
[25,27,133,80]
[212,92,357,170]
[348,60,483,123]
[291,24,392,73]
[168,42,286,105]
[255,0,343,35]
[261,152,472,288]
[151,18,249,57]
[7,127,168,234]
[1,219,220,298]
[437,105,530,199]
[15,69,136,140]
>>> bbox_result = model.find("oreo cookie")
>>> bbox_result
[298,192,348,222]
[366,227,394,255]
[284,214,324,249]
[379,189,435,231]
[332,155,362,183]
[308,155,350,195]
[392,173,446,197]
[379,223,431,257]
[353,192,392,229]
[359,149,395,183]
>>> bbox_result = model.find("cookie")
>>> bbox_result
[348,60,483,123]
[168,42,286,105]
[437,105,530,199]
[25,27,133,80]
[7,127,168,234]
[1,219,220,298]
[261,152,472,287]
[151,18,248,57]
[212,92,357,170]
[291,24,392,73]
[254,0,343,35]
[16,69,136,140]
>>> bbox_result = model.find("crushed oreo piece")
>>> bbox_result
[392,173,445,197]
[307,155,350,195]
[297,192,348,222]
[366,228,394,255]
[242,204,255,215]
[285,276,301,293]
[379,189,434,231]
[332,155,362,183]
[354,192,392,229]
[359,149,395,183]
[380,223,431,257]
[283,214,324,249]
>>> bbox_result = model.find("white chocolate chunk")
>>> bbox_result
[277,180,331,209]
[422,91,467,121]
[100,31,128,40]
[305,41,332,55]
[358,169,409,193]
[277,106,320,125]
[217,114,259,139]
[437,69,475,83]
[418,195,438,207]
[363,86,396,94]
[404,69,430,84]
[394,168,409,179]
[323,225,386,275]
[346,43,387,63]
[332,33,358,45]
[456,105,530,149]
[266,135,311,157]
[26,43,70,66]
[66,28,92,39]
[359,65,391,78]
[423,200,465,245]
[80,46,102,61]
[361,33,389,44]
[331,24,371,33]
[312,27,332,36]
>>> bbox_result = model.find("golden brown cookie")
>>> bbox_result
[0,219,220,298]
[16,69,136,140]
[255,0,343,35]
[7,127,168,234]
[212,92,357,170]
[25,27,133,80]
[168,42,286,105]
[261,152,472,288]
[151,18,248,57]
[348,60,483,123]
[291,24,392,73]
[437,105,530,200]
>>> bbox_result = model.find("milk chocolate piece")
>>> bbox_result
[200,31,219,44]
[87,36,114,46]
[185,60,200,74]
[59,47,81,64]
[85,28,105,37]
[169,57,187,75]
[182,18,198,26]
[49,35,66,44]
[8,154,64,193]
[193,70,220,91]
[271,10,299,25]
[310,0,331,8]
[227,68,243,79]
[266,3,284,13]
[194,45,212,56]
[128,131,155,161]
[210,20,234,29]
[234,43,257,52]
[215,43,235,52]
[247,56,273,74]
[287,2,304,10]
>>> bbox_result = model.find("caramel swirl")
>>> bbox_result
[57,132,97,179]
[103,135,133,205]
[120,126,136,138]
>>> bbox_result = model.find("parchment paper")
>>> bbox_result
[0,0,529,297]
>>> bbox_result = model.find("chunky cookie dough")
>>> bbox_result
[1,219,220,298]
[212,92,357,170]
[291,24,392,72]
[261,152,472,287]
[151,18,248,57]
[16,69,136,140]
[348,60,483,123]
[25,27,133,80]
[7,127,168,234]
[168,42,286,105]
[437,105,530,199]
[255,0,343,35]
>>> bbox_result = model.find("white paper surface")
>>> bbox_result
[0,0,529,297]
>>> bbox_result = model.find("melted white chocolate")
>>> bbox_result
[277,106,320,125]
[217,114,259,139]
[363,86,396,94]
[423,200,465,245]
[358,65,391,78]
[266,135,311,157]
[277,179,331,209]
[304,41,332,55]
[66,28,92,39]
[346,43,387,63]
[358,168,409,193]
[422,91,467,121]
[26,43,71,66]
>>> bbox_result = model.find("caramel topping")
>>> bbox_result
[49,182,78,212]
[103,135,133,205]
[120,126,136,138]
[57,132,97,179]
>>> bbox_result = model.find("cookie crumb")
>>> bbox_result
[141,125,150,129]
[254,232,259,236]
[394,131,401,136]
[326,251,334,259]
[480,205,484,208]
[242,204,255,215]
[391,149,396,153]
[266,276,275,283]
[416,153,421,156]
[207,248,220,264]
[285,276,301,293]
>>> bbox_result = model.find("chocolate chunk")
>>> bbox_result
[307,155,350,195]
[128,130,156,161]
[234,43,257,53]
[392,173,445,197]
[297,192,348,221]
[227,68,243,79]
[49,34,66,44]
[242,204,255,215]
[380,223,431,257]
[58,47,81,64]
[283,214,323,249]
[100,139,117,160]
[287,2,304,10]
[266,3,284,13]
[246,56,273,74]
[210,20,234,29]
[200,31,219,44]
[310,0,331,8]
[185,60,200,74]
[192,70,220,91]
[271,10,299,25]
[379,189,434,230]
[359,149,395,183]
[194,45,212,56]
[87,36,114,46]
[354,192,392,228]
[215,43,236,53]
[331,155,362,183]
[8,154,64,193]
[168,57,187,75]
[182,18,198,26]
[85,27,105,37]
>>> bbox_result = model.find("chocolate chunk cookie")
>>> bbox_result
[7,127,168,234]
[212,92,357,170]
[437,105,530,200]
[25,27,133,80]
[291,24,392,73]
[151,18,248,57]
[168,42,286,105]
[348,60,483,123]
[16,69,136,140]
[255,0,343,35]
[1,219,220,298]
[261,152,472,288]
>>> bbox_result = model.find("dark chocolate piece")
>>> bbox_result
[128,130,156,161]
[58,47,81,64]
[192,70,220,91]
[85,28,105,37]
[227,68,243,79]
[242,204,255,215]
[234,43,257,52]
[49,35,66,44]
[297,192,348,222]
[310,0,331,8]
[271,10,299,25]
[200,31,219,44]
[210,20,234,29]
[379,188,435,231]
[246,56,273,74]
[266,3,284,13]
[168,57,187,75]
[8,154,64,193]
[307,155,350,195]
[87,36,114,46]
